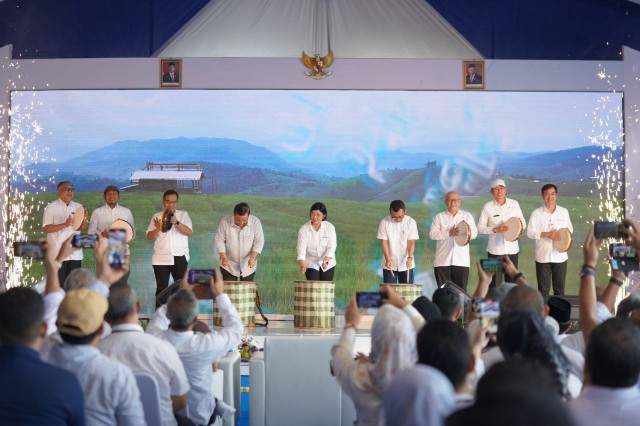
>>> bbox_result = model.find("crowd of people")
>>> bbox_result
[331,218,640,425]
[2,179,640,425]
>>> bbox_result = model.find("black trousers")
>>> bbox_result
[220,267,255,282]
[536,260,567,298]
[305,266,335,281]
[382,268,414,284]
[153,256,188,308]
[488,252,519,287]
[434,266,470,292]
[58,260,81,287]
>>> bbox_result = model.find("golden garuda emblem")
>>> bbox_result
[302,50,334,80]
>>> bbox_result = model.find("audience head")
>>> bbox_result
[166,289,199,330]
[497,310,572,399]
[384,364,455,426]
[447,359,573,426]
[417,319,471,391]
[57,289,107,345]
[370,304,417,389]
[547,296,572,334]
[432,285,461,321]
[63,268,96,291]
[0,287,45,346]
[105,283,138,324]
[616,293,640,320]
[586,317,640,388]
[412,296,441,323]
[501,285,545,317]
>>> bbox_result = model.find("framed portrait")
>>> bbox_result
[160,59,182,88]
[463,60,485,90]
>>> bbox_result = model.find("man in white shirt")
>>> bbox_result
[147,271,243,426]
[526,184,573,297]
[215,202,264,281]
[88,185,135,285]
[100,283,190,426]
[429,191,478,291]
[43,288,146,426]
[377,200,420,283]
[568,318,640,426]
[477,179,526,285]
[42,181,86,284]
[88,185,135,238]
[147,189,193,307]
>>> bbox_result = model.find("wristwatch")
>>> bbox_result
[175,221,180,226]
[579,268,596,277]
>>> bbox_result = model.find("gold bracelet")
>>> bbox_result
[344,322,355,329]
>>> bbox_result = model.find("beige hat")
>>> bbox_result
[57,288,108,337]
[491,179,506,189]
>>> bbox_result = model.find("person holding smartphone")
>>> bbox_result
[297,202,337,281]
[42,181,86,284]
[377,200,420,283]
[215,202,264,281]
[527,183,573,297]
[146,190,193,307]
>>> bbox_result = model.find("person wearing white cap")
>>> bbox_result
[477,179,526,285]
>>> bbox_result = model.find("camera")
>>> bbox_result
[13,241,46,260]
[72,234,98,249]
[480,258,503,273]
[188,269,215,284]
[594,221,625,239]
[356,291,387,308]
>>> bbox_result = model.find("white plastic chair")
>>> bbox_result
[135,372,163,426]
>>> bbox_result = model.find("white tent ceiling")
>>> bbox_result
[156,0,483,59]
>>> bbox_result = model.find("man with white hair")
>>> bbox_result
[147,270,243,425]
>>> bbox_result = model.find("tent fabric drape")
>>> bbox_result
[155,0,482,59]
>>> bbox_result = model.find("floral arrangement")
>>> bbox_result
[239,335,259,361]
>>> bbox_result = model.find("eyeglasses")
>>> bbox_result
[60,187,75,192]
[446,199,460,203]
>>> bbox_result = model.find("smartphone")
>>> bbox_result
[188,269,215,284]
[480,258,503,273]
[478,298,500,335]
[356,291,387,308]
[594,221,625,239]
[13,241,45,260]
[609,243,637,259]
[611,257,640,274]
[72,234,98,249]
[107,229,127,269]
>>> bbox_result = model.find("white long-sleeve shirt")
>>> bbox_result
[42,199,83,261]
[88,204,135,238]
[214,214,264,277]
[147,294,243,425]
[477,198,526,255]
[527,205,573,263]
[146,210,193,265]
[297,221,337,271]
[429,210,478,268]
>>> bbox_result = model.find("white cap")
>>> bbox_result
[491,179,506,189]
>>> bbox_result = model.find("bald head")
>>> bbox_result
[502,286,545,317]
[445,191,461,214]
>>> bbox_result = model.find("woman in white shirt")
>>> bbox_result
[297,202,337,281]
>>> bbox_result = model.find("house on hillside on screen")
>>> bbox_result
[127,162,205,193]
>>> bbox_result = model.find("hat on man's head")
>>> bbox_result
[491,179,506,189]
[103,185,120,195]
[547,296,571,326]
[57,289,107,337]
